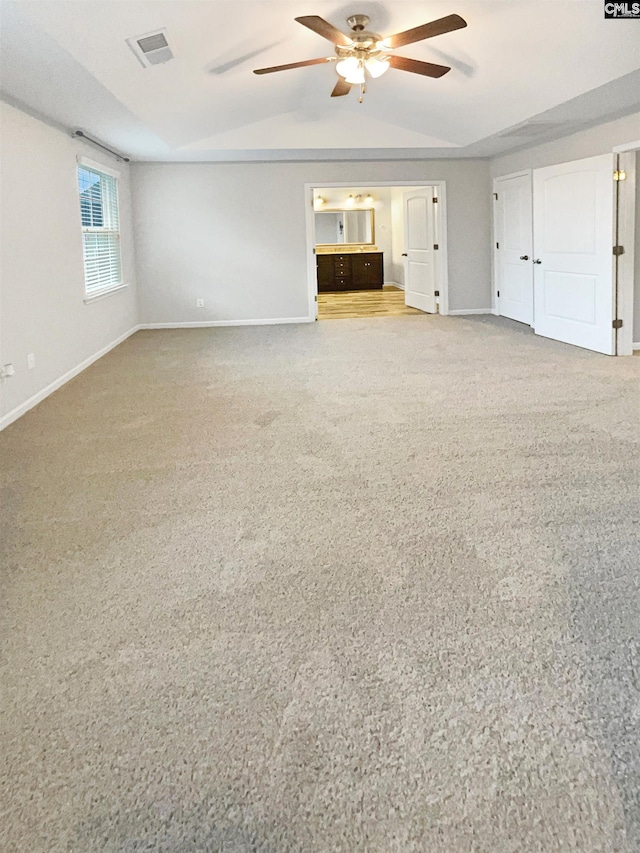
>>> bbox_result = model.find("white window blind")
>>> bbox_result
[77,165,122,294]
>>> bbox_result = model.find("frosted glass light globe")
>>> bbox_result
[365,57,390,78]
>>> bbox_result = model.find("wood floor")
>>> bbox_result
[318,286,424,320]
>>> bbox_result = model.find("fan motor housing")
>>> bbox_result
[336,16,383,60]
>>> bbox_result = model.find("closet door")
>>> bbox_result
[533,154,615,355]
[494,171,533,325]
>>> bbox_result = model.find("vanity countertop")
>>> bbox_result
[315,245,379,255]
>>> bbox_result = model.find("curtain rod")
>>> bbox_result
[73,130,130,162]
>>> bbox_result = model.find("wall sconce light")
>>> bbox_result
[364,193,374,205]
[346,194,355,205]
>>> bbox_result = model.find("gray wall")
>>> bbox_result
[491,112,640,176]
[0,101,138,425]
[131,160,492,324]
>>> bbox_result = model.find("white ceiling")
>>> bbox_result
[1,0,639,161]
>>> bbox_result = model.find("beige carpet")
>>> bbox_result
[1,315,639,852]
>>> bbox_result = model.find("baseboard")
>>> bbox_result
[0,326,140,431]
[383,281,404,290]
[448,309,493,316]
[139,317,313,329]
[634,342,640,351]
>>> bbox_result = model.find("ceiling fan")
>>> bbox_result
[253,13,467,102]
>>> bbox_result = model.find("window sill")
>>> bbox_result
[83,283,129,304]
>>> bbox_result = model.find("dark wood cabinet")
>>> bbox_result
[317,252,383,292]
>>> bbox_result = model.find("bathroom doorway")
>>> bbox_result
[304,181,448,321]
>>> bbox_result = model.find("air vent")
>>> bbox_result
[126,29,174,67]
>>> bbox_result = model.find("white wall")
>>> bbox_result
[0,101,139,427]
[132,159,492,324]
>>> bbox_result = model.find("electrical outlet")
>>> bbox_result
[27,353,35,370]
[196,298,205,308]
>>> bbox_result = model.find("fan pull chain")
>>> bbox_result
[359,82,366,104]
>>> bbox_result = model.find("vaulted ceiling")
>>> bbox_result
[1,0,639,161]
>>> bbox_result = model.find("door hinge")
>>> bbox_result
[613,170,626,182]
[613,245,625,256]
[433,244,439,250]
[434,290,440,297]
[493,192,498,200]
[315,295,318,302]
[496,242,499,249]
[312,247,316,254]
[497,290,500,298]
[612,318,623,329]
[432,197,438,203]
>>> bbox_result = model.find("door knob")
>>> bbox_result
[533,259,542,264]
[519,255,529,260]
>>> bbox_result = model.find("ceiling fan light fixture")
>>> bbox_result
[365,57,390,78]
[344,63,365,85]
[335,56,359,78]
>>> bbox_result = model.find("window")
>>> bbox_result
[77,161,122,296]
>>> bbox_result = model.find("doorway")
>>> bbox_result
[304,181,448,321]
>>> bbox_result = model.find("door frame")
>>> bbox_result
[304,180,449,321]
[612,139,639,355]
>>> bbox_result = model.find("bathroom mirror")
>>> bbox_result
[315,209,374,246]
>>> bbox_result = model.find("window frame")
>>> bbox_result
[77,156,126,301]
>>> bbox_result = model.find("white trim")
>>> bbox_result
[615,149,636,356]
[83,282,129,304]
[384,281,404,290]
[493,169,532,182]
[633,342,640,350]
[77,155,121,179]
[448,308,493,315]
[613,140,640,153]
[0,326,139,432]
[304,179,450,318]
[139,317,313,329]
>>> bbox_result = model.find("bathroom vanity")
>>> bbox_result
[316,250,383,292]
[315,206,383,291]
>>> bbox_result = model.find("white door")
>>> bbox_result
[494,172,533,325]
[533,154,615,355]
[404,188,437,313]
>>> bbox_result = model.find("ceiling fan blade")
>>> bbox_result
[253,57,334,75]
[388,55,451,78]
[384,14,467,49]
[331,78,352,97]
[295,16,352,47]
